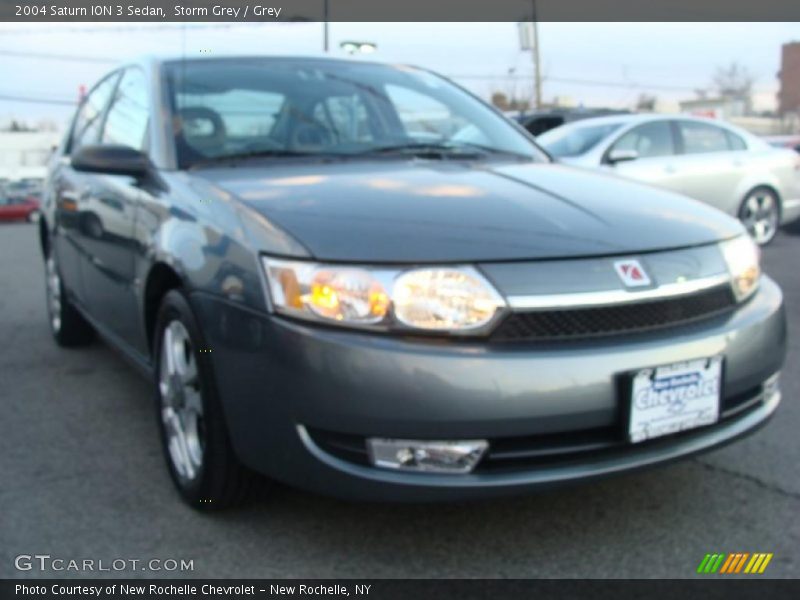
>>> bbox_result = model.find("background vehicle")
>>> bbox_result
[3,178,43,202]
[512,107,631,137]
[764,135,800,154]
[538,114,800,245]
[0,193,39,222]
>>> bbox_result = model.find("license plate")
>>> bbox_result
[628,357,722,443]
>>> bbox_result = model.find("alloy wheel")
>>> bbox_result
[740,190,779,245]
[46,255,62,333]
[159,320,205,483]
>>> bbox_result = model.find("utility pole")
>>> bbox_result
[323,0,329,53]
[518,7,543,109]
[531,1,542,108]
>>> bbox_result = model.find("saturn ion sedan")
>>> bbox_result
[537,114,800,246]
[40,56,786,508]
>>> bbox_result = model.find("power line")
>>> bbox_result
[0,48,115,64]
[0,94,75,106]
[449,73,698,92]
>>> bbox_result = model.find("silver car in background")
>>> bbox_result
[538,115,800,245]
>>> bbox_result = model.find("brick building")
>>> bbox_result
[778,42,800,116]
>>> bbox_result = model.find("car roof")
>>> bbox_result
[119,54,413,75]
[553,113,759,134]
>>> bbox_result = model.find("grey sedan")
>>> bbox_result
[538,114,800,245]
[40,56,785,508]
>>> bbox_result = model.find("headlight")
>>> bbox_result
[262,258,505,334]
[720,235,761,301]
[392,269,503,331]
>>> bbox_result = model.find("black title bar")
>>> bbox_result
[2,580,800,600]
[2,0,800,22]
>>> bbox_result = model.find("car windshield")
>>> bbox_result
[164,58,547,167]
[537,122,624,157]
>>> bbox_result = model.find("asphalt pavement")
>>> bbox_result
[1,221,798,579]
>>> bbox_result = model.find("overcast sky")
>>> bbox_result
[0,22,797,128]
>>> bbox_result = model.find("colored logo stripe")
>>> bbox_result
[697,553,725,573]
[697,553,773,574]
[745,553,773,574]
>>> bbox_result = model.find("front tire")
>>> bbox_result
[45,249,94,347]
[739,187,780,246]
[153,290,256,509]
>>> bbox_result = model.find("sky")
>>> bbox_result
[0,21,797,129]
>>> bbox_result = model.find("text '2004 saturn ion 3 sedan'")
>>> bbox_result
[40,56,786,508]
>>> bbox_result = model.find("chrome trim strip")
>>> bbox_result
[507,273,731,311]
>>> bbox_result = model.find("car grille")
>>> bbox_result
[491,285,737,342]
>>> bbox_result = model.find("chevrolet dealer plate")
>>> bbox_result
[629,357,722,443]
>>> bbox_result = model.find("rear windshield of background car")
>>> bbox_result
[538,122,623,157]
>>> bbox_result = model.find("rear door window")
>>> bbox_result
[678,121,733,154]
[610,121,675,158]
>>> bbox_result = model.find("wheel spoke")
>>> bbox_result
[181,355,198,387]
[754,220,767,241]
[181,408,204,468]
[163,325,176,376]
[184,388,203,414]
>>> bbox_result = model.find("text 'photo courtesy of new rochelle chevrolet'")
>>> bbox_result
[1,3,800,597]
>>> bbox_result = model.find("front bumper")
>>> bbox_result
[781,197,800,226]
[191,276,786,501]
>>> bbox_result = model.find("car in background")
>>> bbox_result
[764,135,800,154]
[0,193,40,222]
[3,178,43,202]
[538,115,800,245]
[512,108,631,137]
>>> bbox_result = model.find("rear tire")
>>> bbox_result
[45,249,94,347]
[738,187,780,246]
[153,289,257,510]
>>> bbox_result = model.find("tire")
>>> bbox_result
[153,289,256,509]
[27,210,41,223]
[738,187,781,246]
[45,248,94,347]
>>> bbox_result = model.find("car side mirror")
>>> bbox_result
[71,145,151,178]
[607,149,639,165]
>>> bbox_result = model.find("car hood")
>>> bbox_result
[194,159,742,263]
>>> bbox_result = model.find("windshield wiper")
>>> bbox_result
[354,142,532,161]
[187,149,329,169]
[355,142,487,159]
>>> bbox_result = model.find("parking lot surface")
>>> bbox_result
[1,222,798,578]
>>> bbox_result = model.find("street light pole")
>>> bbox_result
[323,0,329,52]
[531,1,542,108]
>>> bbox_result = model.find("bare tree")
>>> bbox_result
[712,62,755,112]
[491,92,510,111]
[636,93,657,112]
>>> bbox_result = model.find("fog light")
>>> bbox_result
[367,438,488,473]
[763,372,780,400]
